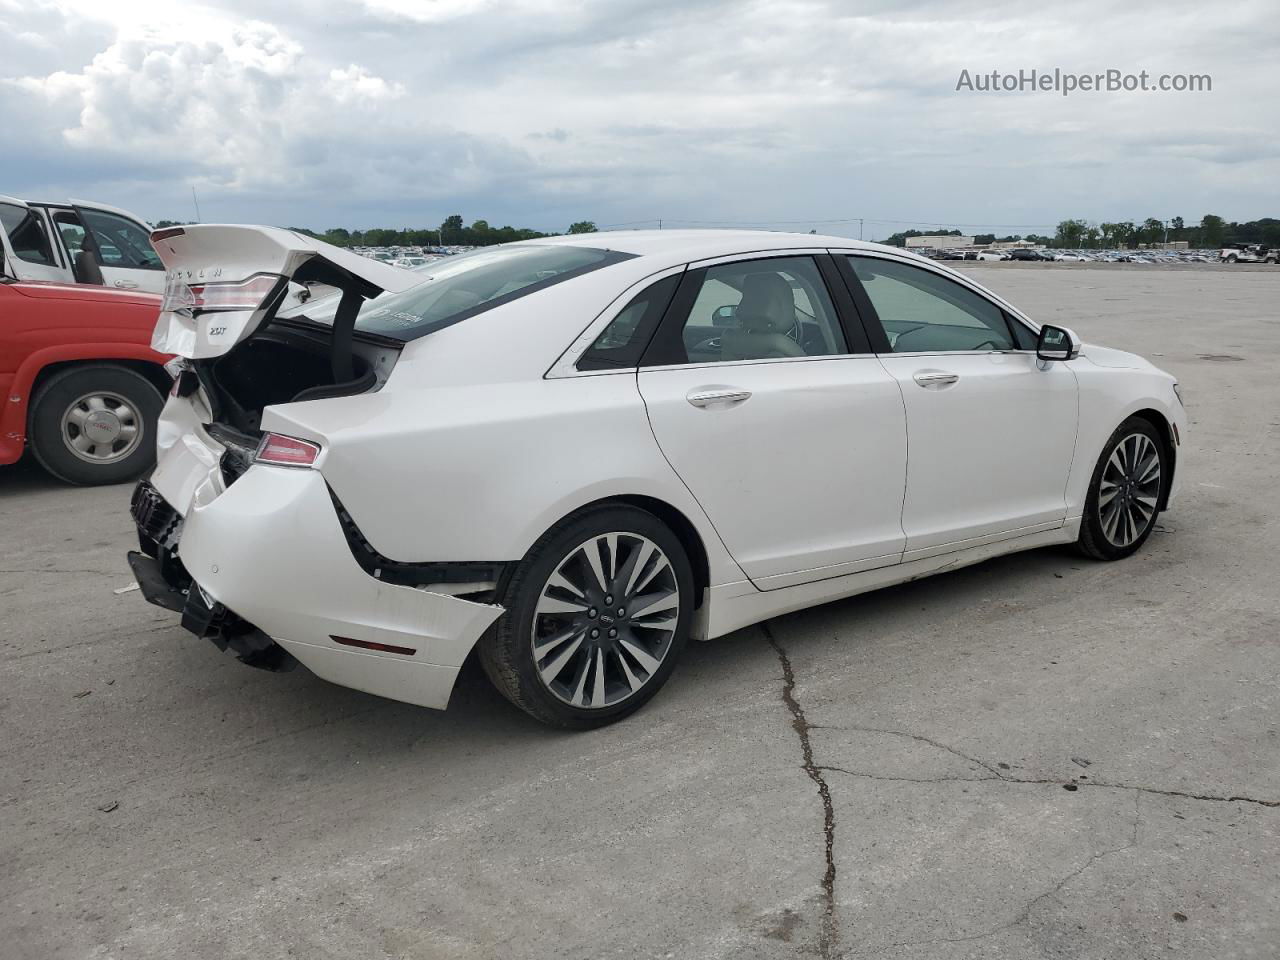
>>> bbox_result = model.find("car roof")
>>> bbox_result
[518,228,900,262]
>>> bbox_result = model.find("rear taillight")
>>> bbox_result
[255,433,321,468]
[161,272,281,314]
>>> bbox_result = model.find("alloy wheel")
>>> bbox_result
[531,532,681,709]
[60,391,144,465]
[1098,433,1161,548]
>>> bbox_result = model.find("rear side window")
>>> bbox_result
[578,274,680,370]
[647,255,848,366]
[346,245,635,341]
[0,203,57,266]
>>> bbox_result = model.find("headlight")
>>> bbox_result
[1172,382,1185,407]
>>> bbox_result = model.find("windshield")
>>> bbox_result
[297,244,633,340]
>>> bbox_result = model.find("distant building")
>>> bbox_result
[905,235,975,250]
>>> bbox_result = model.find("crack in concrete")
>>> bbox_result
[761,622,838,959]
[819,758,1280,809]
[866,792,1143,954]
[811,723,1008,780]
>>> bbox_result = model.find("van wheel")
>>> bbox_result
[28,365,164,485]
[480,505,694,728]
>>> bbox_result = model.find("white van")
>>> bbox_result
[0,197,165,293]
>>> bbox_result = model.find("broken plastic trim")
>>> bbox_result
[327,486,507,594]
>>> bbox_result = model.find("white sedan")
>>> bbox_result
[128,227,1186,727]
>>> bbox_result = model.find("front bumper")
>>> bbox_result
[133,463,503,710]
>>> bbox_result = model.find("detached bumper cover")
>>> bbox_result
[170,465,504,709]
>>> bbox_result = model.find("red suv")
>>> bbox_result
[0,269,170,484]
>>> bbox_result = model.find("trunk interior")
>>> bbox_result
[196,321,401,437]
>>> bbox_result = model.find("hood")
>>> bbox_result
[149,225,420,359]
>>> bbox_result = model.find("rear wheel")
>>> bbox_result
[480,505,693,728]
[1077,417,1167,561]
[28,364,163,485]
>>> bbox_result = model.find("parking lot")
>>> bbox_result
[2,264,1278,959]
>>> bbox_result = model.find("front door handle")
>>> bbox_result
[687,388,752,408]
[913,371,959,387]
[113,280,139,289]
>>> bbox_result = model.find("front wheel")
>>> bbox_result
[480,505,694,728]
[1077,417,1167,560]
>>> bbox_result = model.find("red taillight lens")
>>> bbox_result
[161,273,280,314]
[255,433,321,467]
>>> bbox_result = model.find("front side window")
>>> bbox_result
[661,256,847,365]
[848,256,1015,353]
[0,203,57,266]
[80,209,163,270]
[298,244,633,341]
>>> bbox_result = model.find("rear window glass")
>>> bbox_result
[303,244,633,341]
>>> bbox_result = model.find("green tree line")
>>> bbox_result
[883,217,1280,250]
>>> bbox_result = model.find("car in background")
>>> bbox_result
[128,226,1184,728]
[0,197,165,293]
[0,252,169,484]
[1008,248,1050,261]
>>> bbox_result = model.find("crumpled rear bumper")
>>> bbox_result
[141,460,503,710]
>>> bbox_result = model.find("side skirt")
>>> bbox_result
[703,521,1079,640]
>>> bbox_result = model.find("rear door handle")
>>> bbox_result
[113,280,139,289]
[687,388,752,408]
[913,371,959,387]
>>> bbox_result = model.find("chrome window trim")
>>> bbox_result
[638,352,881,375]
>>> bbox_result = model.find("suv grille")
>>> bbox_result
[130,481,183,552]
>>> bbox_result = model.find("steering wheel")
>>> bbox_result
[972,338,1001,351]
[691,336,722,355]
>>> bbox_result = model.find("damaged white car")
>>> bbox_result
[128,226,1186,727]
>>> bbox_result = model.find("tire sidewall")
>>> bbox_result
[28,365,164,486]
[1081,417,1167,560]
[489,505,695,728]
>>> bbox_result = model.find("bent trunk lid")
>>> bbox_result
[149,225,419,358]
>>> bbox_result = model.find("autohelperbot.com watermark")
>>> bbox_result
[955,68,1212,96]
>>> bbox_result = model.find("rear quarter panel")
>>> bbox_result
[264,370,747,588]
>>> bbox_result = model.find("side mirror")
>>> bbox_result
[1037,324,1080,362]
[712,304,737,327]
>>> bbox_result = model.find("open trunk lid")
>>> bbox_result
[150,224,420,359]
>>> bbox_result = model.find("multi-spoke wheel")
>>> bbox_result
[28,365,164,485]
[480,505,694,728]
[1078,416,1168,560]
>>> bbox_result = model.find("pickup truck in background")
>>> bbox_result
[1219,244,1278,264]
[0,197,165,293]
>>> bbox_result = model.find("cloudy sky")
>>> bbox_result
[2,0,1276,239]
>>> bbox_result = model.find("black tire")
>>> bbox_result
[479,504,695,729]
[28,364,164,486]
[1077,416,1168,561]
